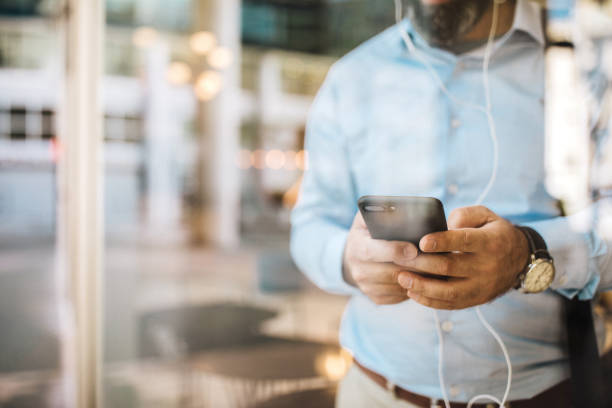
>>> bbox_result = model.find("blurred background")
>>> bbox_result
[0,0,395,407]
[0,0,611,407]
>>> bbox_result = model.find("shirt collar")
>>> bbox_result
[512,0,545,46]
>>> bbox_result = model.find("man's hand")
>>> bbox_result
[343,212,418,305]
[396,205,529,310]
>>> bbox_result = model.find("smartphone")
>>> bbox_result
[357,195,448,246]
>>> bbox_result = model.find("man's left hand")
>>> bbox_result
[396,205,530,310]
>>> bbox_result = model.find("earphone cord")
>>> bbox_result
[393,1,511,407]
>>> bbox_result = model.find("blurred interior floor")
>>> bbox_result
[0,239,348,407]
[1,238,612,407]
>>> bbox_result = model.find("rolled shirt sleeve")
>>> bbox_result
[290,66,361,296]
[524,200,612,300]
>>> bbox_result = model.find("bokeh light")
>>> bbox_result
[189,31,217,55]
[253,149,266,170]
[132,27,158,48]
[208,47,234,70]
[315,350,352,381]
[194,70,223,101]
[284,151,297,170]
[296,150,309,171]
[236,149,253,169]
[166,62,192,86]
[265,149,286,170]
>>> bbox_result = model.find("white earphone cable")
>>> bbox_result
[432,308,452,407]
[393,1,511,407]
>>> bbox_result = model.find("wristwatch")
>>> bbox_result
[515,226,555,293]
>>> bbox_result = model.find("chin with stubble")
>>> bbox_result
[405,0,491,48]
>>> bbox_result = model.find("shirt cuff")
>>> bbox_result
[523,215,604,300]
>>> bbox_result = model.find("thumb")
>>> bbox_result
[447,205,497,229]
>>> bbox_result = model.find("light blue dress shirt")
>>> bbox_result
[291,0,612,402]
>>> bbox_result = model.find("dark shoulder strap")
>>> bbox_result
[563,297,606,408]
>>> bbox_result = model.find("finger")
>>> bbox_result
[447,205,497,229]
[354,262,406,284]
[358,238,418,264]
[351,262,411,285]
[395,253,472,278]
[370,294,409,306]
[420,228,488,253]
[398,271,471,301]
[406,292,460,310]
[366,283,410,297]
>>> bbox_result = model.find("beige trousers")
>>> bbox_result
[336,365,426,408]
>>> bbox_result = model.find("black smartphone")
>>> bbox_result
[357,195,448,246]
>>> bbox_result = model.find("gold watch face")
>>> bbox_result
[523,258,555,293]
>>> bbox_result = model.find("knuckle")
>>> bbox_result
[392,245,405,263]
[445,288,458,300]
[448,208,464,224]
[462,230,470,251]
[438,259,450,275]
[475,205,488,213]
[449,207,463,218]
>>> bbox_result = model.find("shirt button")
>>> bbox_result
[441,320,453,333]
[447,184,459,195]
[449,385,460,397]
[451,118,461,129]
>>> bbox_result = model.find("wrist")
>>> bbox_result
[513,226,556,293]
[514,226,531,282]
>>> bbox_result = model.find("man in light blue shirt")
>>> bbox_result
[291,0,612,406]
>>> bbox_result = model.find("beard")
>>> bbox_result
[405,0,491,48]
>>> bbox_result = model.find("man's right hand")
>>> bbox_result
[342,212,418,305]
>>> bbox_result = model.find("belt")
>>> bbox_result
[354,359,572,408]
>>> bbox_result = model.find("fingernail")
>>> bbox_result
[403,246,416,259]
[400,276,413,289]
[423,239,436,251]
